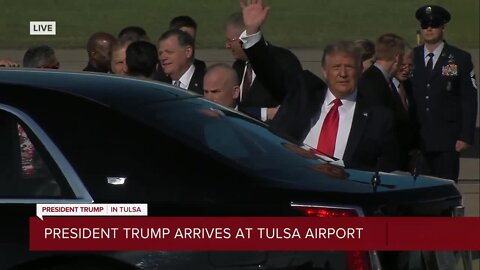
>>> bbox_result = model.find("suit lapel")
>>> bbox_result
[343,95,370,164]
[187,68,203,94]
[414,46,428,81]
[297,82,327,142]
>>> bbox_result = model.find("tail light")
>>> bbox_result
[292,204,373,270]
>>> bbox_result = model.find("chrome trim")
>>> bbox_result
[453,205,465,217]
[0,103,93,203]
[369,250,382,270]
[291,202,382,270]
[107,176,127,185]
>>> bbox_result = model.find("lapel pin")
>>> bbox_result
[363,112,369,117]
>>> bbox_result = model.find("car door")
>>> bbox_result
[0,104,92,269]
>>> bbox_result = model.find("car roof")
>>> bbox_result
[0,69,199,108]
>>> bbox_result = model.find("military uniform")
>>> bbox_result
[411,5,478,180]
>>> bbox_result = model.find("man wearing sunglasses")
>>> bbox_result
[23,45,59,69]
[411,5,478,182]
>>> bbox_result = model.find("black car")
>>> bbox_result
[0,69,471,270]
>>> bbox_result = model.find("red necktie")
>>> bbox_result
[317,99,343,157]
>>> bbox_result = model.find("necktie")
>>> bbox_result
[317,99,343,157]
[173,80,181,88]
[425,52,434,77]
[390,79,408,111]
[389,79,396,93]
[397,82,408,111]
[241,62,253,101]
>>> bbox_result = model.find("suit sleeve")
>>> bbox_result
[238,106,261,121]
[459,52,478,145]
[244,36,303,100]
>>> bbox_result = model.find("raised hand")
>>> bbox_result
[240,0,270,34]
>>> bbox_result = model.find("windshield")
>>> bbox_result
[143,98,332,172]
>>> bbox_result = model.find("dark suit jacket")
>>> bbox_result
[83,63,108,73]
[153,58,206,95]
[233,44,301,109]
[411,42,478,152]
[245,37,399,172]
[358,65,395,108]
[391,80,420,169]
[359,65,420,168]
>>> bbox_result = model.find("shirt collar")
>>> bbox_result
[325,89,357,108]
[424,41,445,58]
[391,77,400,90]
[177,64,195,89]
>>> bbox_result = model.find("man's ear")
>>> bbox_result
[123,64,128,75]
[185,46,193,58]
[232,85,240,99]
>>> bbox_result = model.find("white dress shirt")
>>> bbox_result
[303,90,357,160]
[172,64,195,89]
[424,41,445,68]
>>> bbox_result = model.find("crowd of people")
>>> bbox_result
[0,0,477,182]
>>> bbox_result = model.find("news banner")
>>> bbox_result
[30,204,480,251]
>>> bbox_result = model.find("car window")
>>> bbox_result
[0,109,72,198]
[150,100,328,172]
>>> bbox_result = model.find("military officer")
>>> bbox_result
[411,5,478,181]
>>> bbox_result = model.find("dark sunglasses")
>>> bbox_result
[421,21,442,29]
[41,62,60,69]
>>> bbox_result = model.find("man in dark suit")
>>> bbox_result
[358,33,406,108]
[125,41,158,79]
[411,5,478,181]
[156,29,205,95]
[358,34,416,169]
[224,11,300,122]
[392,49,420,171]
[203,63,240,109]
[240,0,399,171]
[83,32,116,73]
[23,45,59,69]
[168,15,207,77]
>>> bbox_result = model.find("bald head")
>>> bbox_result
[203,63,240,108]
[86,32,116,72]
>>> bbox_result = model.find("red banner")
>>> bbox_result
[30,217,480,251]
